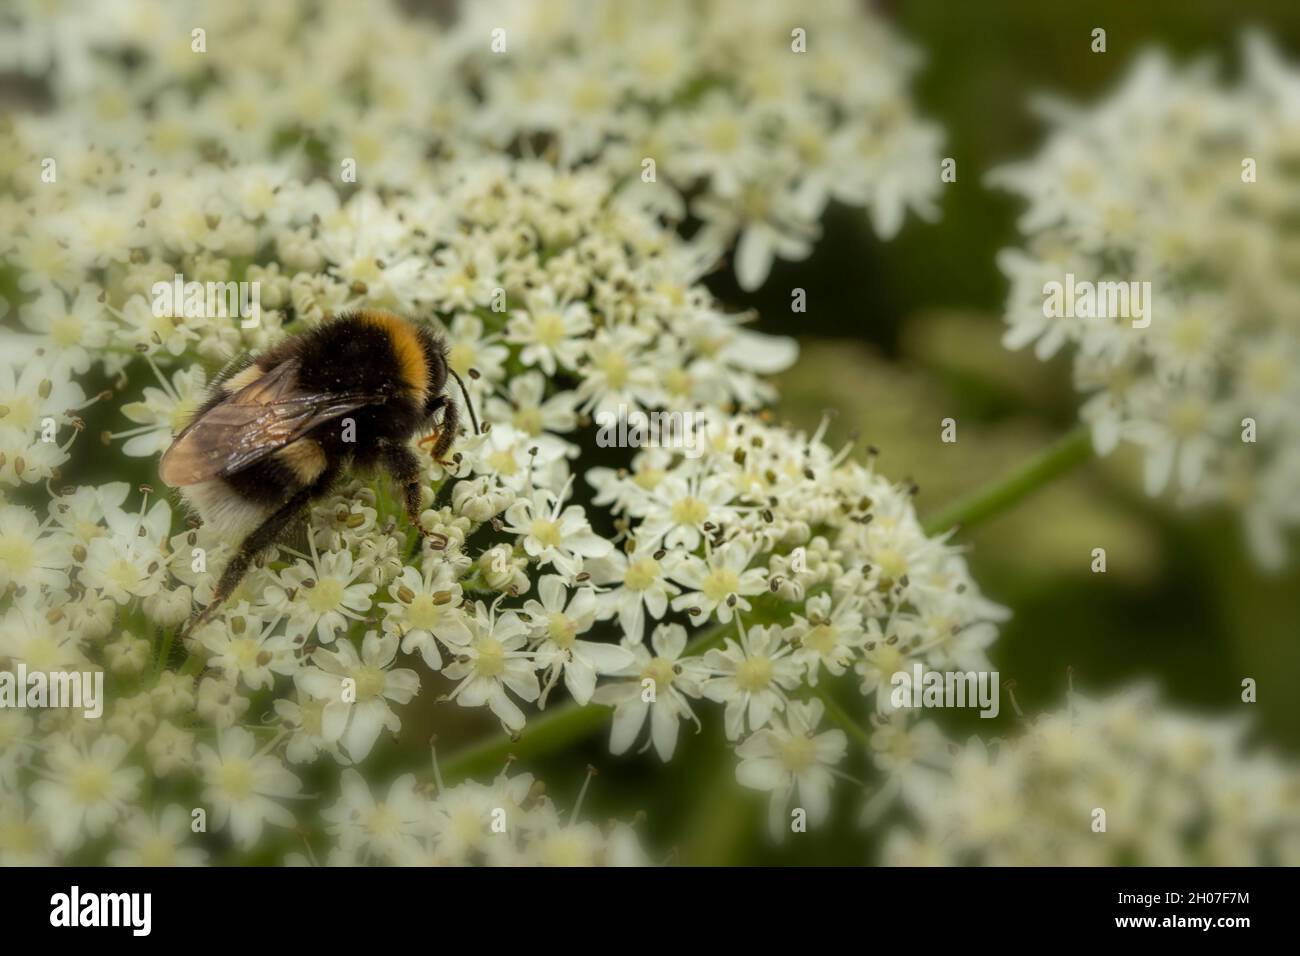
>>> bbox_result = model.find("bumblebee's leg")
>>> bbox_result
[430,399,460,463]
[382,441,440,541]
[179,488,313,641]
[414,400,461,465]
[416,395,446,456]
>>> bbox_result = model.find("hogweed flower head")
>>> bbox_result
[885,684,1300,866]
[992,38,1300,568]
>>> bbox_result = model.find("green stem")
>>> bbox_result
[154,626,174,678]
[439,700,610,783]
[921,423,1092,537]
[439,618,732,783]
[811,683,872,748]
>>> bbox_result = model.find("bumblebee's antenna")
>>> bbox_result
[448,368,481,435]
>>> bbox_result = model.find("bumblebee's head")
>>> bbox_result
[422,326,480,437]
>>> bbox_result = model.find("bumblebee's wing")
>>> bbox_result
[159,358,384,486]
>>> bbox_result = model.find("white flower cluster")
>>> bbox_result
[453,0,944,288]
[0,0,942,291]
[992,38,1300,567]
[584,414,1006,834]
[0,0,981,861]
[0,140,797,483]
[0,486,648,866]
[883,685,1300,866]
[0,397,1006,859]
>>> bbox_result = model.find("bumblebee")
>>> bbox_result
[160,309,479,638]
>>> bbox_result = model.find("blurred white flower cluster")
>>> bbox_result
[314,766,646,866]
[884,685,1300,866]
[992,38,1300,568]
[0,0,942,292]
